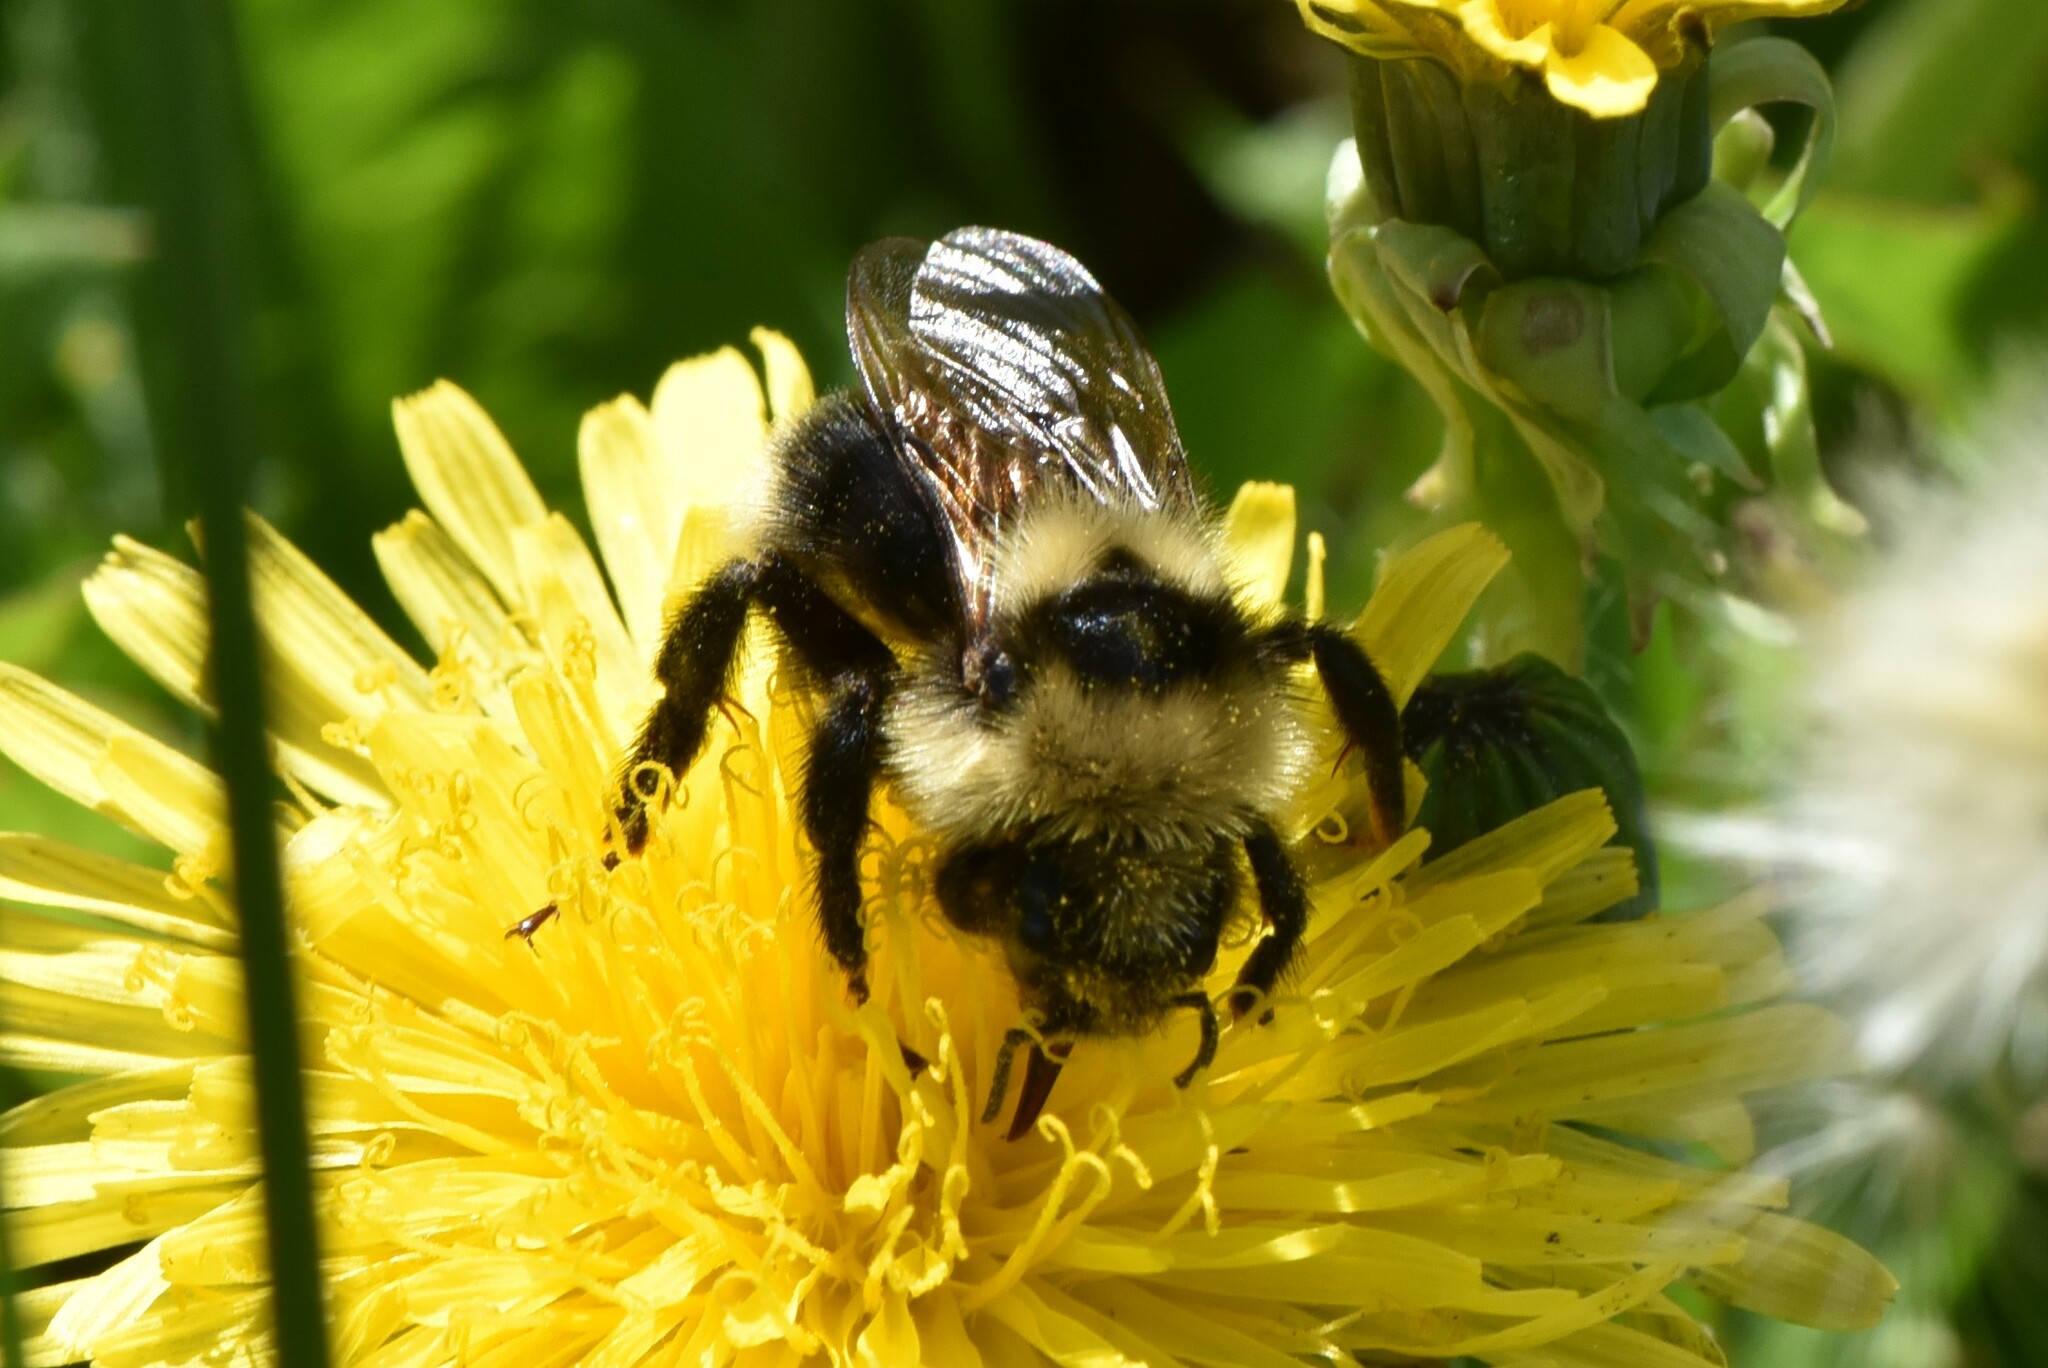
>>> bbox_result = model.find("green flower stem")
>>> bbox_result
[129,2,333,1364]
[0,1088,24,1368]
[1461,403,1592,670]
[1329,34,1847,659]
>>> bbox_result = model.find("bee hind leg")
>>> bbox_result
[1307,627,1405,846]
[1261,622,1405,846]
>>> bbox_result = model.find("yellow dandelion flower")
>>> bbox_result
[1298,0,1850,116]
[0,335,1891,1365]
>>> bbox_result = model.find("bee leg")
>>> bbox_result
[1230,819,1308,1024]
[619,557,769,854]
[750,566,895,1004]
[1262,623,1405,846]
[518,557,769,944]
[1307,627,1405,846]
[980,1027,1036,1125]
[1170,991,1221,1088]
[797,674,889,999]
[981,1029,1075,1139]
[1008,1041,1072,1142]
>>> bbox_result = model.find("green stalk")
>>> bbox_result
[130,2,333,1362]
[0,1098,25,1368]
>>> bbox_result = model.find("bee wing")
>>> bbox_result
[847,227,1194,627]
[907,227,1196,513]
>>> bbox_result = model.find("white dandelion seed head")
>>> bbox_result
[1780,369,2048,1085]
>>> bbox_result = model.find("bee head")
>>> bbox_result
[932,830,1240,1036]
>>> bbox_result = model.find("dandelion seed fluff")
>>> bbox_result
[1786,386,2048,1079]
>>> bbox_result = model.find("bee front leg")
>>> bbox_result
[1231,819,1308,1022]
[620,557,768,854]
[1170,991,1221,1087]
[514,556,767,945]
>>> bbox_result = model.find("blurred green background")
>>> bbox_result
[2,0,2046,1363]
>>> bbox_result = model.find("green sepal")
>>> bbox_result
[1709,308,1867,536]
[1405,653,1657,921]
[1327,33,1852,647]
[1347,49,1711,283]
[1461,72,1581,279]
[1474,279,1616,422]
[1329,181,1726,644]
[1711,109,1775,198]
[1372,219,1499,313]
[1706,35,1836,232]
[1327,119,1810,632]
[1605,265,1701,402]
[1651,402,1760,489]
[1633,181,1788,402]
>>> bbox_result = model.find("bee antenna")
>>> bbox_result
[981,1027,1036,1125]
[1171,992,1220,1089]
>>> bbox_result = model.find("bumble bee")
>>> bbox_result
[534,228,1405,1138]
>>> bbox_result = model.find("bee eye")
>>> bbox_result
[1018,906,1056,952]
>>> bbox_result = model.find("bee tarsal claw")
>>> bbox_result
[1170,991,1220,1089]
[980,1027,1036,1126]
[1226,985,1265,1022]
[1006,1041,1071,1142]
